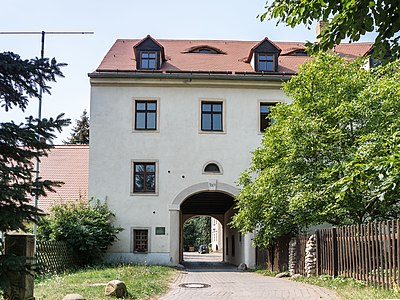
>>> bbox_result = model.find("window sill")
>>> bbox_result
[130,192,159,196]
[198,130,226,135]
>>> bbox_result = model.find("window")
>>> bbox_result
[258,54,274,72]
[231,235,235,256]
[260,102,276,132]
[204,163,221,173]
[133,229,148,252]
[135,101,157,130]
[133,162,156,193]
[201,101,223,131]
[140,51,157,69]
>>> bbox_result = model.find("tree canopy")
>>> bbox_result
[232,53,400,247]
[64,109,89,144]
[183,216,211,251]
[260,0,400,59]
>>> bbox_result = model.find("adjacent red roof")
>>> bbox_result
[96,38,373,74]
[34,145,89,213]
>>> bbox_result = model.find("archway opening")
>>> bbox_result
[182,215,224,263]
[179,191,235,264]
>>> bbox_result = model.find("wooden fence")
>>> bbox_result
[256,235,291,272]
[36,240,80,273]
[317,220,400,289]
[293,234,310,276]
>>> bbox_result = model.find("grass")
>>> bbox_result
[34,264,176,300]
[291,274,400,300]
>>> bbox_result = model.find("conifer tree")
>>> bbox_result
[64,110,89,144]
[0,52,69,292]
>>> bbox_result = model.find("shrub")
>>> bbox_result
[37,199,123,265]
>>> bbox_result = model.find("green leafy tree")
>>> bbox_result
[183,216,211,251]
[37,200,123,265]
[232,53,400,247]
[260,0,400,59]
[64,109,89,144]
[0,52,69,293]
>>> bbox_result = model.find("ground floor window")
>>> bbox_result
[133,229,148,252]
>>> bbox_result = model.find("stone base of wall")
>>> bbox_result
[103,252,172,265]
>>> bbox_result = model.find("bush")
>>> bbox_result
[37,199,123,265]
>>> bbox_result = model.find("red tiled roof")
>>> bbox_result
[33,145,89,213]
[96,38,373,74]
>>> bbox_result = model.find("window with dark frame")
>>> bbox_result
[133,162,156,193]
[135,101,157,130]
[204,163,220,173]
[133,229,148,252]
[258,54,274,72]
[260,102,276,132]
[140,51,157,69]
[201,102,223,131]
[232,235,235,256]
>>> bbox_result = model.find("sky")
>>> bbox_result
[0,0,376,143]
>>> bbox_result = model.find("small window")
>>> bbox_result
[226,237,229,256]
[231,235,235,257]
[133,229,148,252]
[134,162,156,193]
[140,51,157,69]
[204,163,220,173]
[201,101,223,131]
[135,101,157,130]
[260,102,276,132]
[258,54,274,72]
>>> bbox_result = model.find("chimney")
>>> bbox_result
[316,21,328,42]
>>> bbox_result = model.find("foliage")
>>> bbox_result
[37,200,123,265]
[33,264,175,300]
[293,275,400,300]
[0,51,69,294]
[63,109,89,144]
[260,0,400,59]
[232,53,400,246]
[183,216,211,251]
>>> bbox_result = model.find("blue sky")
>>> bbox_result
[0,0,375,143]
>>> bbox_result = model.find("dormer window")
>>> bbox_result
[133,35,166,70]
[258,54,274,72]
[140,51,157,69]
[184,45,226,55]
[248,37,281,73]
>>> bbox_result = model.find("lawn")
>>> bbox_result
[293,275,400,300]
[34,264,175,300]
[256,269,400,299]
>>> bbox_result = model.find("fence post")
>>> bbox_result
[4,234,35,300]
[332,227,338,277]
[315,229,320,276]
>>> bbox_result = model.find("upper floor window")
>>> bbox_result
[140,51,157,69]
[258,54,274,72]
[260,102,276,132]
[204,163,220,173]
[135,101,157,130]
[201,102,223,131]
[133,162,156,193]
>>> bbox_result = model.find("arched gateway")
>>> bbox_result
[169,181,256,267]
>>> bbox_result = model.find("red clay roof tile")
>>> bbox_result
[96,38,373,74]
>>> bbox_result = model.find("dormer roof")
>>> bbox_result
[246,37,282,62]
[133,35,166,62]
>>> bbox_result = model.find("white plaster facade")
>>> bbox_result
[89,75,289,267]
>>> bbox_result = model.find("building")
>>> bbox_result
[88,35,373,267]
[35,145,89,212]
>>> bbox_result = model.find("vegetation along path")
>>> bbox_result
[159,252,340,300]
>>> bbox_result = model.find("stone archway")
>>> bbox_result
[169,181,239,265]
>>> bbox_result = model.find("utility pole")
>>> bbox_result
[0,31,94,241]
